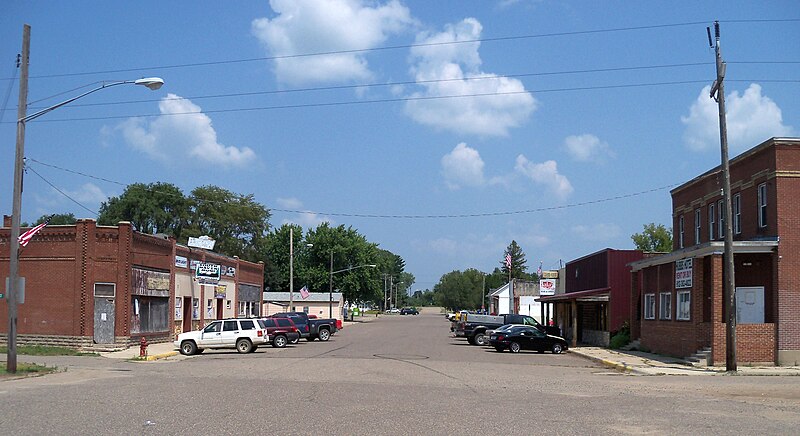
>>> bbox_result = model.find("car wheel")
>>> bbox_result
[180,341,197,356]
[318,328,331,341]
[236,338,253,354]
[552,343,563,354]
[494,346,504,352]
[509,342,521,353]
[273,335,287,348]
[473,333,486,346]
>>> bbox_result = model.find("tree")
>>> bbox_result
[98,182,189,237]
[433,269,485,311]
[184,185,271,261]
[34,213,76,225]
[261,223,304,294]
[500,240,529,279]
[631,223,673,252]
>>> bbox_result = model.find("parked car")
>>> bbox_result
[400,307,419,315]
[175,318,268,355]
[455,313,561,346]
[386,308,401,314]
[259,317,301,348]
[270,312,338,341]
[488,325,568,354]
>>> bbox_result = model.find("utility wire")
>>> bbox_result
[25,163,99,217]
[2,18,797,81]
[26,157,677,220]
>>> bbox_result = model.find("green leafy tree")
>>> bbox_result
[631,223,673,252]
[34,213,76,225]
[261,223,304,293]
[433,269,485,311]
[184,185,271,261]
[500,240,529,279]
[98,182,189,237]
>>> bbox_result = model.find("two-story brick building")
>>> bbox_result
[630,137,799,366]
[0,218,263,349]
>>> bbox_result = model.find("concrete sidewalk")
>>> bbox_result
[100,316,380,361]
[571,346,800,376]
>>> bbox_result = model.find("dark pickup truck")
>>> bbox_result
[270,312,338,342]
[455,313,561,346]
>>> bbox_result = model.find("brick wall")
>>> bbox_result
[711,323,775,365]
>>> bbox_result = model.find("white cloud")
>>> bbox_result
[405,18,536,136]
[277,198,333,228]
[64,183,108,204]
[564,134,613,162]
[119,94,256,167]
[682,84,794,153]
[514,155,573,200]
[276,197,304,209]
[572,223,621,242]
[441,143,486,189]
[252,0,414,86]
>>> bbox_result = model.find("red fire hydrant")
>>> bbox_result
[139,336,148,358]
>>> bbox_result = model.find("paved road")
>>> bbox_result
[2,313,800,435]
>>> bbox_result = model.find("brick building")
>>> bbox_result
[630,137,800,366]
[1,218,263,349]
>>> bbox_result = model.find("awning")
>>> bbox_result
[536,287,610,303]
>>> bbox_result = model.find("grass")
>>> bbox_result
[0,345,98,356]
[0,361,56,376]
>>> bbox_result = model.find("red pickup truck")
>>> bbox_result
[260,317,301,348]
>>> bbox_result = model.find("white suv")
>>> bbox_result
[175,318,269,355]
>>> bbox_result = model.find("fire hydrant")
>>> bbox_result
[139,336,148,358]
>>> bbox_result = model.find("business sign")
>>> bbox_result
[539,278,557,296]
[214,284,227,299]
[188,236,216,250]
[190,260,200,270]
[675,258,693,289]
[224,266,236,277]
[195,262,221,282]
[175,256,188,269]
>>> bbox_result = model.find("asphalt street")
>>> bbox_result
[2,312,799,435]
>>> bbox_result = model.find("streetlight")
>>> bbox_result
[6,24,164,373]
[329,260,377,319]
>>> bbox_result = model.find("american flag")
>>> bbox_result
[537,261,543,278]
[299,285,310,299]
[505,253,512,269]
[18,216,52,248]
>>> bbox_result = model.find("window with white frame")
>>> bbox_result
[659,293,672,319]
[678,215,684,249]
[677,291,691,320]
[709,203,715,240]
[644,294,656,320]
[758,183,767,227]
[695,209,701,245]
[718,199,725,239]
[733,193,741,234]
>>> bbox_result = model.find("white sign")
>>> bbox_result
[188,236,216,250]
[539,279,557,296]
[190,260,200,270]
[175,256,188,268]
[675,258,693,289]
[195,263,221,281]
[225,266,236,277]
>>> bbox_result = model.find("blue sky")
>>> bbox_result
[2,1,798,293]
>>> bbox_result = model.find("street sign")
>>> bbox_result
[4,276,25,303]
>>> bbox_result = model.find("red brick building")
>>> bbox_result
[1,218,263,349]
[630,137,799,366]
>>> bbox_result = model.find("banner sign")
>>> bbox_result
[539,278,557,296]
[675,258,693,289]
[175,256,188,269]
[215,284,227,299]
[188,236,216,250]
[195,263,221,281]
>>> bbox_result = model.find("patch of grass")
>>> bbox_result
[0,361,57,376]
[0,345,97,356]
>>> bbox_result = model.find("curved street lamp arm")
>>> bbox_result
[331,264,377,275]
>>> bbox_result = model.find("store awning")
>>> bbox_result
[536,287,610,303]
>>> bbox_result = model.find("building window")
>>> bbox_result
[758,183,767,227]
[131,296,169,334]
[678,216,685,249]
[733,193,741,234]
[659,293,672,320]
[709,203,715,240]
[694,209,701,245]
[644,294,656,320]
[718,199,725,239]
[677,291,691,320]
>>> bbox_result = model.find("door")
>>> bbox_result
[199,321,222,346]
[216,299,224,320]
[736,287,765,324]
[183,297,192,332]
[93,297,115,344]
[219,320,240,346]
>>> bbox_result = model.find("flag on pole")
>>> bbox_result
[505,253,512,269]
[299,285,310,299]
[18,215,52,248]
[537,261,543,278]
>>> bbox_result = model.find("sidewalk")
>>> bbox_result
[571,346,800,376]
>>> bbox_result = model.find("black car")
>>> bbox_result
[400,307,419,315]
[488,325,568,354]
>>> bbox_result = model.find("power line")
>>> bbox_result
[26,157,677,220]
[3,19,797,81]
[25,163,99,217]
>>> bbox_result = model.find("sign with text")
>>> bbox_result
[195,262,221,282]
[188,236,216,250]
[675,258,693,289]
[539,278,557,296]
[175,256,188,269]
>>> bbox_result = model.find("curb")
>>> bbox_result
[570,350,646,375]
[144,351,179,361]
